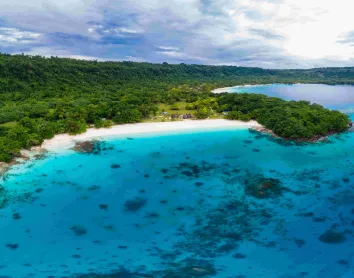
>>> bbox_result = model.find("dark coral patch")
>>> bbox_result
[233,253,247,259]
[244,177,285,199]
[103,225,116,231]
[99,204,108,211]
[312,216,327,222]
[145,212,160,218]
[195,182,204,187]
[295,212,314,217]
[124,198,147,212]
[12,213,22,220]
[72,141,96,154]
[338,259,349,265]
[5,243,19,250]
[87,185,101,191]
[319,230,346,244]
[72,140,112,155]
[70,225,88,236]
[294,238,306,247]
[342,177,350,183]
[72,254,81,259]
[35,188,43,193]
[330,190,354,205]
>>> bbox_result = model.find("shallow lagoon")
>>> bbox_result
[1,127,354,277]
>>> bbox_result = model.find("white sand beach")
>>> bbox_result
[211,86,237,94]
[41,119,262,152]
[211,84,275,94]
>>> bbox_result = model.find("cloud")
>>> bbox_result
[337,31,354,46]
[0,27,41,44]
[0,0,353,68]
[158,51,187,58]
[158,46,180,51]
[249,28,284,40]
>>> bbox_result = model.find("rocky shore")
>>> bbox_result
[249,126,348,143]
[0,147,48,178]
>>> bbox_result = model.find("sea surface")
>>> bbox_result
[220,83,354,113]
[1,84,354,278]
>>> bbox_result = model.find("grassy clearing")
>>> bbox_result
[0,122,15,127]
[143,102,223,123]
[157,102,194,115]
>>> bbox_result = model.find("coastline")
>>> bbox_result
[211,82,354,94]
[211,83,306,94]
[0,119,261,176]
[211,84,274,94]
[41,119,262,152]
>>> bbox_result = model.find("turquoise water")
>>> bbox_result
[1,129,354,277]
[1,83,354,277]
[222,84,354,113]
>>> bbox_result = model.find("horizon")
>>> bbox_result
[0,1,353,69]
[2,52,354,71]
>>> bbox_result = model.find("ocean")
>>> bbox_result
[0,84,354,277]
[221,83,354,113]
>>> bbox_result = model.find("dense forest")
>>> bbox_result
[0,53,352,162]
[219,94,349,139]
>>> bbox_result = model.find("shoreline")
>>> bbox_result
[0,118,349,176]
[211,82,354,94]
[0,119,261,176]
[249,126,349,144]
[41,119,262,152]
[211,83,312,94]
[212,84,275,94]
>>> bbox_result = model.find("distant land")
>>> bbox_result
[0,53,352,163]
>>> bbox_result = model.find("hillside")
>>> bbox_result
[1,54,354,94]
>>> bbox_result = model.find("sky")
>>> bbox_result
[0,0,353,69]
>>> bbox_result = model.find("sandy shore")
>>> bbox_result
[211,84,276,94]
[211,86,238,94]
[41,119,262,152]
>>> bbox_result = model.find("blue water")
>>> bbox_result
[223,84,354,113]
[1,84,354,277]
[1,130,354,277]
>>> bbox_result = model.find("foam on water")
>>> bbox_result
[1,127,353,277]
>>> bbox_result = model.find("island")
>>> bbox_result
[0,53,352,164]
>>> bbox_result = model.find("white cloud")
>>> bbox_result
[0,0,102,36]
[0,0,354,68]
[158,46,180,51]
[158,51,186,58]
[0,27,41,43]
[224,0,354,60]
[116,27,143,34]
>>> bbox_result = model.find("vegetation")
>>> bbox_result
[219,94,349,139]
[0,53,352,162]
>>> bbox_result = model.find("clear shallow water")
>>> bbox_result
[1,129,354,277]
[222,84,354,112]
